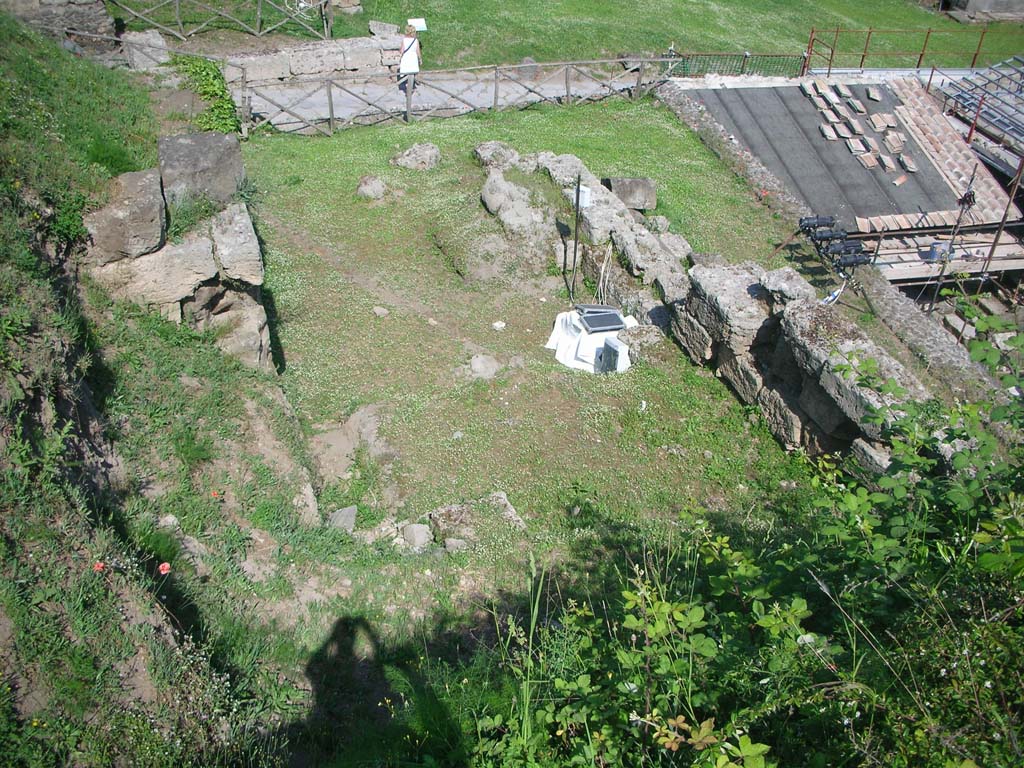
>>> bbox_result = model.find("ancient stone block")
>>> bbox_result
[368,19,399,36]
[851,438,892,474]
[688,263,770,356]
[159,132,246,206]
[760,266,816,308]
[798,376,859,439]
[84,169,165,264]
[605,177,657,210]
[718,348,764,404]
[226,52,290,83]
[342,37,383,70]
[671,308,714,363]
[756,385,803,449]
[90,232,217,307]
[212,203,264,285]
[288,40,348,76]
[123,30,169,71]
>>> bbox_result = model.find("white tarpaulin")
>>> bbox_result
[545,309,637,373]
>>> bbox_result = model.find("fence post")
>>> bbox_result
[801,27,815,77]
[917,28,932,70]
[326,79,335,134]
[256,0,262,36]
[564,66,572,105]
[966,94,985,144]
[324,1,334,39]
[405,77,413,123]
[633,61,645,99]
[859,28,872,69]
[828,27,839,77]
[239,67,249,139]
[970,27,987,69]
[493,66,499,109]
[175,0,183,36]
[740,52,750,75]
[927,65,936,93]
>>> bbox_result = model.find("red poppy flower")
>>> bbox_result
[158,562,171,575]
[93,562,105,573]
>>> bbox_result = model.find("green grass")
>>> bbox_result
[242,98,813,618]
[106,0,1023,69]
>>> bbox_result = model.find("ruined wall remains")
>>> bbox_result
[476,141,932,469]
[0,0,113,36]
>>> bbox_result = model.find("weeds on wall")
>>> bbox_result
[171,55,240,134]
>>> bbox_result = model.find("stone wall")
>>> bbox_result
[476,142,929,468]
[0,0,114,37]
[224,23,402,83]
[80,132,274,372]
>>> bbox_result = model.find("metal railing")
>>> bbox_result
[802,26,1009,76]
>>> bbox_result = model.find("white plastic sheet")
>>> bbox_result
[545,310,637,373]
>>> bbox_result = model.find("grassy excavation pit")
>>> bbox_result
[243,99,810,623]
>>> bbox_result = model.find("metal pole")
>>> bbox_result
[930,166,977,313]
[859,29,872,69]
[256,0,262,36]
[405,76,413,123]
[570,174,581,302]
[740,51,750,75]
[564,66,572,105]
[966,94,985,144]
[492,66,499,109]
[828,27,839,77]
[175,0,183,35]
[917,28,932,70]
[970,27,987,69]
[239,66,249,139]
[633,60,645,100]
[978,153,1024,289]
[927,65,936,93]
[801,27,815,77]
[326,79,335,134]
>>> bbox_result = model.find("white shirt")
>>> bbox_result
[399,36,420,74]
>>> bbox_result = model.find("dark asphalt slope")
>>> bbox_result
[693,84,958,227]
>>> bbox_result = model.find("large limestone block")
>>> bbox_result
[159,133,245,206]
[781,300,928,440]
[90,232,217,307]
[717,348,764,404]
[123,30,170,71]
[798,376,859,439]
[611,225,670,280]
[688,263,770,356]
[481,169,557,243]
[84,169,165,264]
[226,52,291,83]
[606,177,657,210]
[671,308,714,363]
[756,385,804,450]
[369,20,400,37]
[212,204,264,285]
[288,40,348,76]
[342,37,384,70]
[760,267,816,308]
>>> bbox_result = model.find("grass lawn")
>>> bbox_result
[242,98,812,621]
[110,0,1023,69]
[350,0,1022,68]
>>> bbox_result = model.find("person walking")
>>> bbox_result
[398,24,422,93]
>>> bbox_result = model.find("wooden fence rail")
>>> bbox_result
[106,0,334,41]
[238,53,806,135]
